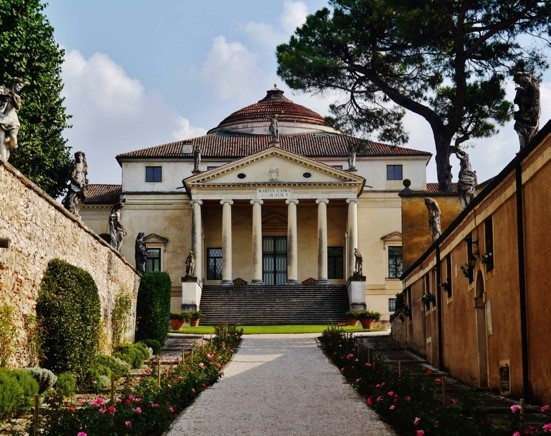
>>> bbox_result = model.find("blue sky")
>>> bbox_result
[44,1,551,185]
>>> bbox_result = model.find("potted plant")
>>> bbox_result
[186,310,204,327]
[460,259,476,279]
[420,293,436,309]
[357,310,381,329]
[170,312,185,330]
[345,310,360,326]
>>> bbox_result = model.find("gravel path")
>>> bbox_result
[168,334,394,436]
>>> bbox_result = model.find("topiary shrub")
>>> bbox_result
[24,367,57,394]
[132,342,152,360]
[135,272,171,345]
[37,259,101,385]
[54,372,77,400]
[92,355,130,379]
[140,339,161,355]
[11,369,39,412]
[0,369,22,420]
[113,343,147,369]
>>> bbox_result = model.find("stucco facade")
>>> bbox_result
[81,87,432,321]
[394,120,551,403]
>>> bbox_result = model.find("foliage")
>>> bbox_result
[54,372,77,400]
[345,310,361,319]
[23,313,41,366]
[420,293,437,308]
[0,304,18,367]
[276,0,551,190]
[183,310,204,320]
[170,312,186,321]
[91,355,130,379]
[39,326,243,435]
[0,368,39,420]
[37,259,101,385]
[24,367,57,394]
[0,0,72,197]
[113,343,150,369]
[357,310,381,321]
[135,272,172,345]
[178,324,368,334]
[140,339,161,356]
[111,291,132,349]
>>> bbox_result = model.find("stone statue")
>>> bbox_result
[453,146,477,209]
[513,72,540,149]
[192,144,201,173]
[354,248,363,275]
[62,151,88,217]
[185,250,195,276]
[135,232,147,274]
[0,77,25,161]
[269,114,279,142]
[347,146,357,171]
[109,201,127,250]
[425,197,441,241]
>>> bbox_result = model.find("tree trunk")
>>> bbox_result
[433,130,454,192]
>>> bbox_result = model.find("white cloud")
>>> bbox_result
[201,36,265,101]
[281,1,309,34]
[61,50,206,184]
[173,117,207,139]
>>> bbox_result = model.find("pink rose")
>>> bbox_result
[511,404,522,413]
[414,417,421,426]
[541,405,550,412]
[417,430,424,436]
[543,423,551,432]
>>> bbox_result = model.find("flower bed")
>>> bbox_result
[319,326,551,435]
[36,324,243,435]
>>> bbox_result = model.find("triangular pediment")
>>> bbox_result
[184,146,364,190]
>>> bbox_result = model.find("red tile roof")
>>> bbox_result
[426,183,458,193]
[85,184,121,204]
[211,88,326,130]
[117,133,431,161]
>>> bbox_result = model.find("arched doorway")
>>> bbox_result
[474,270,489,388]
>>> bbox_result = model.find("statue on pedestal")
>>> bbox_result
[192,144,201,173]
[513,72,540,149]
[353,248,363,276]
[62,151,88,217]
[0,77,25,161]
[135,232,147,274]
[109,201,127,250]
[269,114,279,143]
[185,250,195,277]
[425,197,441,241]
[453,146,477,209]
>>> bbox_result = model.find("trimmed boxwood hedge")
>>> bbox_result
[37,259,101,385]
[135,271,171,345]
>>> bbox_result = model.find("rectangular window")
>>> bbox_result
[146,248,161,272]
[207,247,223,280]
[484,218,494,271]
[386,164,403,180]
[388,298,397,312]
[327,246,344,279]
[445,254,452,298]
[146,166,162,182]
[388,246,403,278]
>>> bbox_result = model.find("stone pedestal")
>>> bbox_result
[181,276,202,311]
[347,275,366,311]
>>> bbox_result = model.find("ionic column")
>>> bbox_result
[347,198,358,278]
[286,199,299,285]
[316,199,329,284]
[250,199,264,284]
[190,200,203,281]
[220,199,234,285]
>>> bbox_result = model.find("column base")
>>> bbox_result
[286,279,299,285]
[251,279,264,285]
[317,279,329,285]
[220,280,233,286]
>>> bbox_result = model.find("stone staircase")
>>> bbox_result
[200,285,349,325]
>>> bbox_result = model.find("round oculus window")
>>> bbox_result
[303,172,312,178]
[237,173,246,179]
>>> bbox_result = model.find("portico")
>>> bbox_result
[184,146,365,286]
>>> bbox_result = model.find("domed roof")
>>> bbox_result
[208,86,330,134]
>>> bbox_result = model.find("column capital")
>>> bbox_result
[220,199,234,205]
[346,198,358,204]
[316,198,329,205]
[285,199,299,205]
[190,199,203,206]
[250,199,264,205]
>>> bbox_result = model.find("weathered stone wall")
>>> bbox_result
[0,160,140,367]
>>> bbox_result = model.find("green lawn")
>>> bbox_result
[174,324,378,334]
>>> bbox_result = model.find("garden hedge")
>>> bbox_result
[135,272,171,345]
[37,259,101,385]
